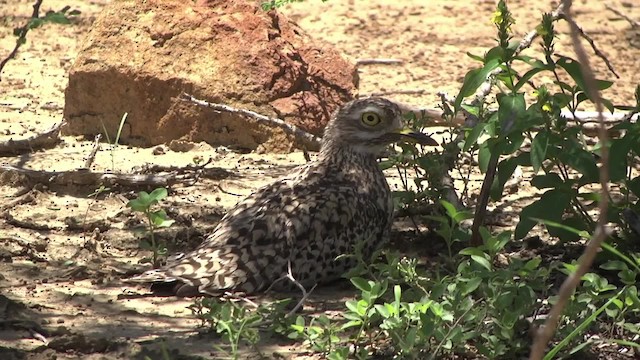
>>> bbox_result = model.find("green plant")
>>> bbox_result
[127,187,174,266]
[189,298,262,359]
[0,2,80,79]
[100,112,128,172]
[188,296,293,359]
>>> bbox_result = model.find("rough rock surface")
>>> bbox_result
[63,0,358,152]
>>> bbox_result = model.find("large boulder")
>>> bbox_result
[63,0,357,152]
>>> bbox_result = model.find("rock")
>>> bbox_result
[63,0,357,152]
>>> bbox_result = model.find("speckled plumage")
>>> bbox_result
[127,97,436,296]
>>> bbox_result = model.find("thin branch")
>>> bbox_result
[284,260,317,318]
[83,134,101,169]
[364,89,427,97]
[355,58,404,66]
[0,163,231,188]
[605,4,640,28]
[181,93,321,151]
[0,0,44,80]
[529,1,612,358]
[560,14,620,78]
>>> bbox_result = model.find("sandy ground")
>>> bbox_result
[0,0,639,359]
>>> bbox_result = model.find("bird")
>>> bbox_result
[126,97,438,296]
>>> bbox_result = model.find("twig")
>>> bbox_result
[529,1,612,358]
[83,134,101,169]
[354,58,404,66]
[605,4,640,28]
[181,93,321,151]
[284,260,317,318]
[3,211,54,231]
[364,89,427,97]
[0,0,44,80]
[0,121,64,156]
[0,164,228,188]
[560,13,620,78]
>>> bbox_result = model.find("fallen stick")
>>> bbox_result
[355,58,404,66]
[181,93,322,151]
[0,121,64,156]
[83,134,101,169]
[0,165,216,188]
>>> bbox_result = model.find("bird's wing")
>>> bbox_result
[127,174,388,295]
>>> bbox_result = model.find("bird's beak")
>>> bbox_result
[393,128,439,146]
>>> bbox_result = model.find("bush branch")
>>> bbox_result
[529,0,612,358]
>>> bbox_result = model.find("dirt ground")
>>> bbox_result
[0,0,639,359]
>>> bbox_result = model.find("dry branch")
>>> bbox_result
[605,4,640,28]
[181,93,321,151]
[83,134,101,169]
[529,0,612,358]
[0,163,231,188]
[560,13,620,78]
[355,58,404,66]
[0,121,64,156]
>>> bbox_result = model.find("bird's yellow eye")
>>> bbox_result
[361,112,381,126]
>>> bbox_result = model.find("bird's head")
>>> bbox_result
[321,97,438,156]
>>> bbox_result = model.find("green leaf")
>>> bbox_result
[530,173,564,189]
[558,142,599,184]
[478,141,491,173]
[127,198,148,212]
[609,136,634,182]
[463,123,487,152]
[461,277,482,296]
[515,189,571,239]
[600,260,629,271]
[490,157,519,201]
[546,216,588,242]
[454,58,502,111]
[532,218,590,239]
[497,93,527,136]
[149,187,168,201]
[514,67,547,91]
[27,18,44,29]
[350,277,371,293]
[43,12,71,24]
[530,131,549,173]
[471,255,492,271]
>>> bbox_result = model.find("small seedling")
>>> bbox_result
[100,112,128,172]
[127,187,174,266]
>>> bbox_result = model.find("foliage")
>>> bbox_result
[127,188,174,267]
[1,2,80,79]
[12,5,81,43]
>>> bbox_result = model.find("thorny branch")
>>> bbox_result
[529,0,612,358]
[0,0,44,80]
